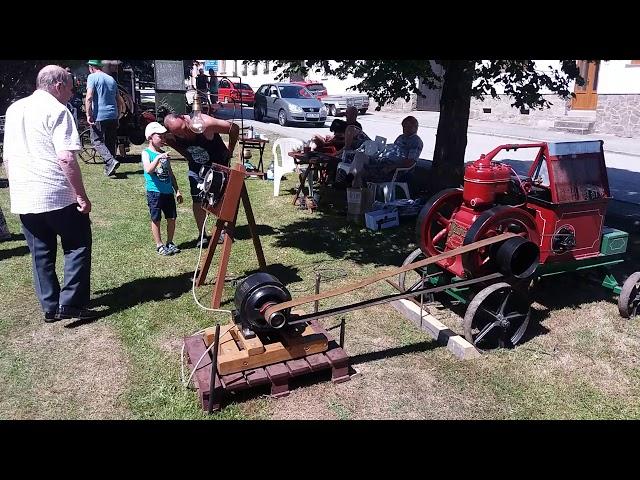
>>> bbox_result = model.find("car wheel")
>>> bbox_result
[278,109,288,127]
[328,105,337,117]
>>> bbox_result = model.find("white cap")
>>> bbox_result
[145,121,167,139]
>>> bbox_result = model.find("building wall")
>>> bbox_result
[469,94,569,127]
[597,60,640,94]
[595,95,640,137]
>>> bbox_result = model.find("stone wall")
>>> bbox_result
[595,95,640,138]
[469,94,569,127]
[369,94,417,113]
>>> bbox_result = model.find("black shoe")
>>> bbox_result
[44,311,60,323]
[56,306,101,321]
[105,160,120,177]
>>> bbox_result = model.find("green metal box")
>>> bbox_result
[600,227,628,255]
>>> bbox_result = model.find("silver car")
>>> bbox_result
[254,83,328,127]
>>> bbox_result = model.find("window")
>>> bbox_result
[263,61,270,74]
[252,63,258,75]
[220,60,226,74]
[241,62,247,76]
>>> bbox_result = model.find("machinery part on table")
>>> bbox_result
[463,282,531,352]
[416,188,463,257]
[494,236,540,279]
[618,271,640,318]
[234,272,292,332]
[398,248,441,293]
[462,205,539,279]
[78,128,100,164]
[263,232,516,322]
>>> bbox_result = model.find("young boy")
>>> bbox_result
[142,122,183,255]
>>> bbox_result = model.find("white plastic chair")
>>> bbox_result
[272,137,304,196]
[368,182,411,203]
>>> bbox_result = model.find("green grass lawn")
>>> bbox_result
[1,130,640,420]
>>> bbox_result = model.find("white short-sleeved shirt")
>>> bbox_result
[4,89,82,214]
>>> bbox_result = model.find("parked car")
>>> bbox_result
[254,83,328,127]
[217,78,255,106]
[322,93,369,116]
[291,81,328,99]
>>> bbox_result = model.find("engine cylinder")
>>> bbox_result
[495,236,540,279]
[463,155,511,208]
[234,273,291,332]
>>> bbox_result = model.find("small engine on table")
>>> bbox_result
[417,149,540,280]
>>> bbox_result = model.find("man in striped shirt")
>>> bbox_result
[3,65,98,322]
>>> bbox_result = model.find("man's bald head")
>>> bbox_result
[36,65,73,104]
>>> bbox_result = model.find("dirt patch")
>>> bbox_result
[2,313,131,419]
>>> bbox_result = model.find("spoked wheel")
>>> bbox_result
[416,188,463,257]
[398,248,442,293]
[619,271,640,318]
[462,206,539,279]
[464,282,531,352]
[78,128,101,164]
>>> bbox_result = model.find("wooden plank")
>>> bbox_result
[235,328,266,356]
[216,325,328,375]
[389,298,481,360]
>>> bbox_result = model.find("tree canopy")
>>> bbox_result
[258,60,585,190]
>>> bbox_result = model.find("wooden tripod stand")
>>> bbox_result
[196,163,266,308]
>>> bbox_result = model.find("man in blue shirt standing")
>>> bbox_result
[85,60,120,177]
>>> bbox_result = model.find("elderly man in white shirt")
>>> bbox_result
[4,65,98,323]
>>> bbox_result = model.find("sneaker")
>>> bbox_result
[196,236,210,248]
[105,159,121,177]
[157,244,171,256]
[165,242,180,254]
[218,231,225,244]
[44,311,59,323]
[56,306,101,321]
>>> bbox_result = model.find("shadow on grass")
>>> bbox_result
[349,340,439,365]
[233,223,278,240]
[241,263,303,286]
[113,169,145,179]
[64,271,195,328]
[0,244,29,261]
[273,213,416,268]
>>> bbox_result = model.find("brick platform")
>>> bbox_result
[184,321,351,412]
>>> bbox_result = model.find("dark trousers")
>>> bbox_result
[20,204,92,313]
[90,119,118,172]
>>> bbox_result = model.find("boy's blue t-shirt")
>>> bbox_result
[86,71,118,121]
[143,148,174,194]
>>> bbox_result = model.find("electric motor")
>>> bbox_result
[234,273,291,332]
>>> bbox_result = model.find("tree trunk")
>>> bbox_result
[430,60,475,192]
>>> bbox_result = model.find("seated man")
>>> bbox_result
[350,115,422,188]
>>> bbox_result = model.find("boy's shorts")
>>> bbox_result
[147,191,177,222]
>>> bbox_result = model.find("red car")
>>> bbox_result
[291,81,328,99]
[217,78,255,106]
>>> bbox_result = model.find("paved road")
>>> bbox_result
[217,105,640,204]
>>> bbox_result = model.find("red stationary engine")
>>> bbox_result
[417,146,541,280]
